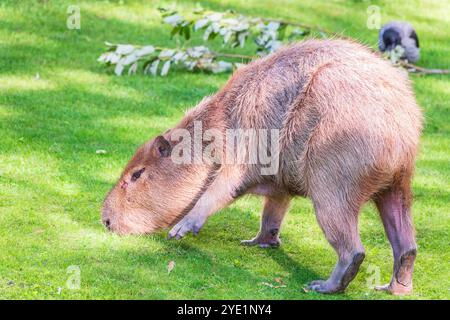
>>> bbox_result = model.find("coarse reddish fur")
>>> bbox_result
[102,39,423,294]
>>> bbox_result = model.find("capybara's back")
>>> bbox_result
[223,40,423,196]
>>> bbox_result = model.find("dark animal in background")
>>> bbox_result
[379,21,420,62]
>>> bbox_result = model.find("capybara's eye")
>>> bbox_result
[131,168,145,182]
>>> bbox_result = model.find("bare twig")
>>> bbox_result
[213,51,255,60]
[260,17,337,37]
[403,62,449,75]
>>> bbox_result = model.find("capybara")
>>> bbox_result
[102,39,423,294]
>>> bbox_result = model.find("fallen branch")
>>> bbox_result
[100,8,450,77]
[212,51,450,75]
[403,62,449,75]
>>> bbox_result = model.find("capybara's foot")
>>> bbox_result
[168,214,206,240]
[374,283,412,295]
[375,249,416,295]
[240,236,280,248]
[308,280,345,294]
[309,251,365,294]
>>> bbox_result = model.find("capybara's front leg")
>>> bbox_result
[241,195,291,248]
[374,182,417,295]
[168,168,241,240]
[308,198,365,294]
[168,188,233,240]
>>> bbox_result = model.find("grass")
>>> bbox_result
[0,0,448,300]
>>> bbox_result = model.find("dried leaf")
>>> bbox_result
[261,282,274,288]
[167,261,175,274]
[261,281,286,289]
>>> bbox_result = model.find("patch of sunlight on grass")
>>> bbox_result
[0,152,82,197]
[84,2,159,26]
[0,153,59,176]
[58,227,167,253]
[0,75,56,91]
[101,115,175,131]
[47,68,152,102]
[50,68,110,86]
[0,104,14,118]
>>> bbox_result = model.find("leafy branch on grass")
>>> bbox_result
[98,42,250,76]
[385,45,449,75]
[99,6,449,76]
[159,6,316,55]
[98,6,315,76]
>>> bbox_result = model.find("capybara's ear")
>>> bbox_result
[153,135,172,158]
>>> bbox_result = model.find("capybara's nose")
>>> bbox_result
[103,218,111,230]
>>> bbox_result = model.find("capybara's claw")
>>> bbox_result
[168,215,205,240]
[240,237,280,248]
[308,280,343,294]
[240,239,257,246]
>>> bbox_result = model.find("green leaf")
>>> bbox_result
[183,26,191,40]
[208,31,218,41]
[278,23,287,40]
[171,26,181,38]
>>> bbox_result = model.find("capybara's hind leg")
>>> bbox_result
[374,181,416,295]
[308,199,365,293]
[241,195,291,248]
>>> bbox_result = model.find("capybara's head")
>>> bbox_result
[101,134,207,235]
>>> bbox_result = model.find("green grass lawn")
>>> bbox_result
[0,0,448,300]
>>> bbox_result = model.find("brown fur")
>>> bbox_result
[102,39,423,294]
